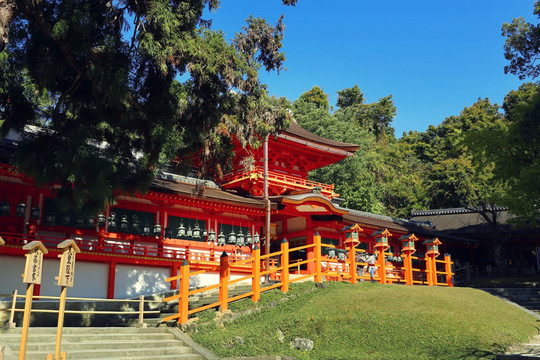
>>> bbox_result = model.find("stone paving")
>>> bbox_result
[497,334,540,359]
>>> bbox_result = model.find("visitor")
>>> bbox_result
[367,253,376,283]
[355,252,364,280]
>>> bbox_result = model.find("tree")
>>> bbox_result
[335,85,396,139]
[465,83,540,226]
[296,85,329,111]
[336,84,364,108]
[0,0,296,213]
[502,1,540,79]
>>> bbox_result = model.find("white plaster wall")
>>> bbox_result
[0,256,108,299]
[115,264,170,298]
[0,255,27,295]
[39,259,108,298]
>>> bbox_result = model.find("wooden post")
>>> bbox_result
[138,295,145,326]
[9,289,17,328]
[280,239,289,293]
[179,260,190,325]
[107,261,116,299]
[54,240,80,360]
[54,286,67,360]
[170,263,178,290]
[425,256,433,286]
[19,241,48,360]
[252,245,261,303]
[445,254,453,287]
[219,252,230,312]
[314,232,322,283]
[377,250,386,284]
[349,245,356,284]
[19,283,34,360]
[408,255,414,285]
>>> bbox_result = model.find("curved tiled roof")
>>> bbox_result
[281,121,359,153]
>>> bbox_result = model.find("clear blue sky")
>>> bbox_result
[207,1,537,137]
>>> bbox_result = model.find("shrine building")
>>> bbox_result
[0,120,470,299]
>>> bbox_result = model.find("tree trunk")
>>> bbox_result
[0,0,18,52]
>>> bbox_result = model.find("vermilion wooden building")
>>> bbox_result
[0,121,464,299]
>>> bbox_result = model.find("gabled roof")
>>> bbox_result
[150,175,269,209]
[280,121,360,154]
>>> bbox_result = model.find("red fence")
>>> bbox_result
[164,233,454,325]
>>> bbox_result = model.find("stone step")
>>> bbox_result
[86,356,203,360]
[6,338,184,352]
[2,327,171,334]
[0,332,175,343]
[484,288,540,296]
[0,327,204,360]
[23,346,201,360]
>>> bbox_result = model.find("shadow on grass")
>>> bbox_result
[456,347,496,360]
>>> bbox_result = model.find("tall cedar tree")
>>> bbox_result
[0,0,296,213]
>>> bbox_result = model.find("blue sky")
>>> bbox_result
[207,1,537,137]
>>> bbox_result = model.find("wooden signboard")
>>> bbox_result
[56,239,81,287]
[22,241,48,284]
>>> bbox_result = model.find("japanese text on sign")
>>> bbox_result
[58,246,76,287]
[23,248,43,284]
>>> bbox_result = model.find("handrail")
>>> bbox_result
[222,168,335,194]
[0,230,253,266]
[2,292,159,328]
[163,232,454,325]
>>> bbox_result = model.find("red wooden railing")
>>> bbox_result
[221,169,336,196]
[164,233,454,325]
[0,231,251,265]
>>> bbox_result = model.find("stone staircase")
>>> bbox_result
[481,288,540,360]
[0,327,205,360]
[482,288,540,314]
[143,284,255,327]
[0,283,260,359]
[496,334,540,359]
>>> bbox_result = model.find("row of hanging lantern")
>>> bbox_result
[208,226,260,247]
[0,197,42,219]
[7,198,261,247]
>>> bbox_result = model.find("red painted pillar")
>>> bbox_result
[107,261,116,299]
[377,250,387,284]
[281,239,289,293]
[219,252,230,311]
[170,263,179,290]
[252,245,261,303]
[306,231,315,274]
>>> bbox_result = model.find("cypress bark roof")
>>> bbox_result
[281,121,360,153]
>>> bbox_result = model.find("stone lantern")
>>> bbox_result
[371,229,392,284]
[398,233,418,285]
[423,238,442,286]
[342,223,363,284]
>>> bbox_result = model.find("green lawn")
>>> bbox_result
[191,281,538,360]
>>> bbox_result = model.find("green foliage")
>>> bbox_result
[336,84,364,108]
[401,98,505,211]
[502,1,540,79]
[193,282,537,360]
[292,85,428,217]
[0,0,294,213]
[297,86,330,110]
[465,83,540,226]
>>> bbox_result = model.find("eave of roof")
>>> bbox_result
[410,206,507,217]
[150,176,268,209]
[279,121,360,154]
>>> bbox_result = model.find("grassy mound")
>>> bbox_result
[191,282,538,360]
